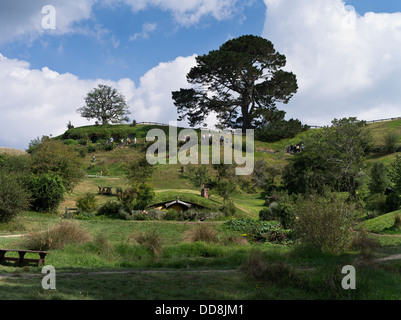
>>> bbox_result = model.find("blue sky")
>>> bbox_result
[1,0,401,149]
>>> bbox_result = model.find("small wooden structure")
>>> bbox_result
[0,249,51,267]
[98,186,113,195]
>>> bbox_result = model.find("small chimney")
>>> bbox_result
[201,187,209,199]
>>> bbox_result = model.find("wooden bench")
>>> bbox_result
[98,186,113,195]
[0,249,50,267]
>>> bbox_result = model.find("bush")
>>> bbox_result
[384,192,401,213]
[0,172,29,222]
[23,221,92,251]
[25,173,65,212]
[225,218,288,243]
[294,195,355,254]
[76,193,98,213]
[259,202,296,229]
[97,200,123,218]
[164,209,184,221]
[383,131,399,154]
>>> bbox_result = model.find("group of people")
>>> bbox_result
[105,136,137,146]
[286,142,304,154]
[198,133,232,146]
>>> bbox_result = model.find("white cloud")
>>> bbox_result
[128,55,197,125]
[129,22,157,41]
[0,53,137,149]
[0,53,203,150]
[0,0,94,44]
[117,0,241,26]
[262,0,401,126]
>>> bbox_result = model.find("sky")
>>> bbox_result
[1,0,401,149]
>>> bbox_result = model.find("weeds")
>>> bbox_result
[22,220,92,251]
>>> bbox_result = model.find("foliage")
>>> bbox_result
[283,117,372,195]
[25,173,65,212]
[97,200,123,218]
[255,108,309,142]
[30,139,85,193]
[125,156,156,187]
[225,218,289,243]
[76,193,98,213]
[186,164,212,188]
[294,194,355,254]
[0,170,29,222]
[383,131,399,154]
[77,84,131,125]
[252,158,280,191]
[259,201,296,229]
[172,35,298,132]
[368,162,390,194]
[389,154,401,193]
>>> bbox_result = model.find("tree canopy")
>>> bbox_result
[78,84,130,125]
[172,35,298,132]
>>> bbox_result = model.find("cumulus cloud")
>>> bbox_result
[0,53,201,149]
[0,53,137,149]
[128,55,197,124]
[0,0,94,44]
[262,0,401,126]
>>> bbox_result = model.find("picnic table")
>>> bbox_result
[0,249,50,267]
[98,186,113,195]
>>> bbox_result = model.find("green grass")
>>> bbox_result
[359,210,401,235]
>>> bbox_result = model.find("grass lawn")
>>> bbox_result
[1,211,401,300]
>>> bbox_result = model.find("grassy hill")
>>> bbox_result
[54,120,401,215]
[2,120,401,300]
[0,147,26,156]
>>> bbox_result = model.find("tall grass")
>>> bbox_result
[22,220,92,251]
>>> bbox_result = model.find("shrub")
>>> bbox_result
[164,209,183,221]
[25,173,65,212]
[294,195,355,254]
[384,192,401,213]
[368,162,389,194]
[76,193,98,213]
[97,200,123,218]
[225,218,288,243]
[351,228,381,261]
[23,221,92,251]
[0,172,29,222]
[183,224,219,243]
[266,202,296,229]
[383,131,399,154]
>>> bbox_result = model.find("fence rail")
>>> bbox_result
[307,116,401,129]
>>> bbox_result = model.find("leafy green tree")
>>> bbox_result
[283,117,372,195]
[30,139,85,193]
[172,35,298,132]
[0,171,29,222]
[77,84,130,126]
[125,156,156,187]
[389,155,401,193]
[255,107,309,142]
[25,173,65,212]
[369,162,390,194]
